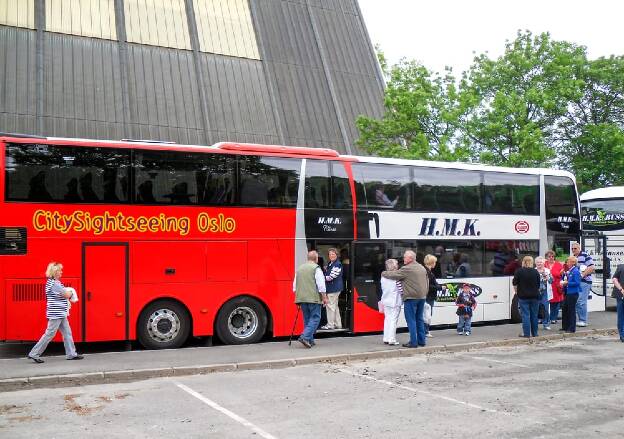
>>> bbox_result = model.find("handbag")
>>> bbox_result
[377,300,385,313]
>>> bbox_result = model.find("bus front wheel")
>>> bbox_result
[137,300,191,349]
[215,296,267,345]
[511,295,521,323]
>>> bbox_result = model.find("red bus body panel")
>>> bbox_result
[0,136,376,345]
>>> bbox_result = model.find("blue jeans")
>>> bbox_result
[549,301,561,322]
[299,303,321,342]
[539,291,550,327]
[519,298,539,337]
[458,315,472,333]
[576,282,591,323]
[617,297,624,340]
[404,299,426,346]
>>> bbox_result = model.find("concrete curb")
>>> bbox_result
[0,328,617,393]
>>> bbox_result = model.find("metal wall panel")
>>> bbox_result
[312,6,383,143]
[253,0,321,67]
[199,52,279,142]
[251,0,351,151]
[1,0,383,152]
[0,26,37,133]
[46,0,116,40]
[251,0,383,152]
[125,43,205,144]
[124,0,191,50]
[42,32,125,139]
[0,0,35,29]
[194,0,260,60]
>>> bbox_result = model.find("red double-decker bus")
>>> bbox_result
[0,134,581,349]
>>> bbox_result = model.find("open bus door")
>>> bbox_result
[351,241,385,332]
[307,240,352,332]
[582,232,612,309]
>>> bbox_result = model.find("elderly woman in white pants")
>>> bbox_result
[381,258,403,345]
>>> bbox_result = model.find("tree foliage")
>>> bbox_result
[357,31,624,191]
[356,59,469,161]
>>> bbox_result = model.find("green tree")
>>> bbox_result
[461,31,586,167]
[556,56,624,191]
[355,59,469,161]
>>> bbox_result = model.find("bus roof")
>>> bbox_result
[580,186,624,201]
[0,133,575,179]
[344,154,576,179]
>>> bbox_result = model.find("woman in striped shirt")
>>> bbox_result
[28,262,83,363]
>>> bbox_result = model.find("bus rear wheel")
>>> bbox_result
[137,300,191,349]
[215,296,267,345]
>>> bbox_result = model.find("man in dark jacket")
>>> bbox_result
[512,256,541,337]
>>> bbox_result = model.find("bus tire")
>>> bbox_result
[137,300,191,350]
[511,295,521,323]
[215,296,267,345]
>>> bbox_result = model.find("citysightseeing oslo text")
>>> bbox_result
[32,210,236,236]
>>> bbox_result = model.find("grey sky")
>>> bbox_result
[358,0,624,75]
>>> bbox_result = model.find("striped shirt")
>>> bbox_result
[45,278,69,319]
[577,251,594,283]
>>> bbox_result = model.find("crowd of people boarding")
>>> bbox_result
[292,240,624,349]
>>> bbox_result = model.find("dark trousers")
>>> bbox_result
[562,294,578,332]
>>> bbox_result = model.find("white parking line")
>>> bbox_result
[469,356,530,368]
[174,381,278,439]
[338,368,501,414]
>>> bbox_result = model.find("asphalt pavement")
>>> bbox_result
[0,311,617,392]
[2,333,624,438]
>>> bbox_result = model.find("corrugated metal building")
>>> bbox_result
[0,0,384,154]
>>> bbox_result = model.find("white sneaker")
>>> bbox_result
[544,326,551,330]
[464,331,471,336]
[426,332,433,337]
[320,325,333,330]
[388,341,400,345]
[577,322,587,327]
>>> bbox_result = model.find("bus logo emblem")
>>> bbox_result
[515,220,530,234]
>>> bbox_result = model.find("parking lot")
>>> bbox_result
[2,334,623,438]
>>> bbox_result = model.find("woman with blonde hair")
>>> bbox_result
[28,262,83,363]
[512,256,541,337]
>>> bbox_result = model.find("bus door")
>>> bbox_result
[352,241,386,332]
[307,240,352,331]
[83,243,128,342]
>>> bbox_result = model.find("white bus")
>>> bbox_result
[336,157,583,324]
[581,186,624,307]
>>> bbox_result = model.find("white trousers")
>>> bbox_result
[326,293,342,329]
[383,305,401,343]
[29,317,77,359]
